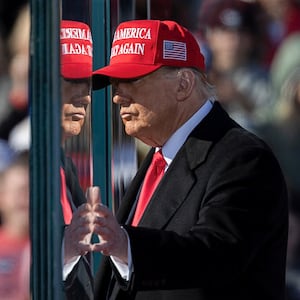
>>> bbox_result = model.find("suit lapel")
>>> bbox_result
[117,102,236,229]
[138,136,212,228]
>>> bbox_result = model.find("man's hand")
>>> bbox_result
[92,195,128,264]
[64,186,128,265]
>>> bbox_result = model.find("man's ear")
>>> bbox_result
[177,69,195,101]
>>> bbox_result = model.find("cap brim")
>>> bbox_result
[61,63,92,79]
[92,63,162,90]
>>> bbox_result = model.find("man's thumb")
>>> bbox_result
[86,186,101,206]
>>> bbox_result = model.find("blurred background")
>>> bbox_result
[2,0,300,299]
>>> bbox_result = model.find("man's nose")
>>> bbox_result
[74,82,91,104]
[111,83,131,105]
[73,93,91,106]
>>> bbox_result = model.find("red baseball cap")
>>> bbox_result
[92,19,205,90]
[60,20,93,79]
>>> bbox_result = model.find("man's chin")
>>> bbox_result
[63,123,82,138]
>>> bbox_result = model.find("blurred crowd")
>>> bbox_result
[0,149,30,300]
[1,0,300,298]
[0,1,30,152]
[195,1,300,298]
[0,2,36,299]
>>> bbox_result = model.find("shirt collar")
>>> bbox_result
[157,98,214,166]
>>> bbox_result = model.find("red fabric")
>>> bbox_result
[60,167,73,225]
[92,19,205,89]
[132,151,166,226]
[0,230,30,299]
[60,20,93,79]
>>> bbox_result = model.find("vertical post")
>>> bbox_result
[92,0,112,208]
[30,0,63,298]
[91,0,112,272]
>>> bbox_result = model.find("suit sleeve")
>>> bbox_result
[62,155,94,299]
[64,255,94,300]
[122,143,288,291]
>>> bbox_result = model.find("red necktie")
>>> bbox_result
[60,167,72,224]
[132,150,166,226]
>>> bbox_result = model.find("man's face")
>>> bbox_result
[110,67,180,147]
[61,78,91,140]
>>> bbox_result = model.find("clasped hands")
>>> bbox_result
[64,186,128,265]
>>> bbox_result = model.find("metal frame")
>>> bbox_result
[30,0,62,298]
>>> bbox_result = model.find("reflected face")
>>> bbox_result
[110,68,179,147]
[61,78,91,141]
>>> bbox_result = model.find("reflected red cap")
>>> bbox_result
[60,20,93,79]
[92,19,205,90]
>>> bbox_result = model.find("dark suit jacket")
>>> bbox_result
[61,152,94,300]
[94,101,289,300]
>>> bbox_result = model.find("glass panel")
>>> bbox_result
[62,0,92,192]
[108,0,203,210]
[108,0,138,211]
[58,0,94,298]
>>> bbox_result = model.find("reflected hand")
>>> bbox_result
[64,189,97,264]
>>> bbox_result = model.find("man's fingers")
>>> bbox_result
[75,241,93,255]
[86,186,101,207]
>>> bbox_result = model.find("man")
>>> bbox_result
[59,19,94,299]
[91,19,288,299]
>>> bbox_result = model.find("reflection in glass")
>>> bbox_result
[62,0,92,191]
